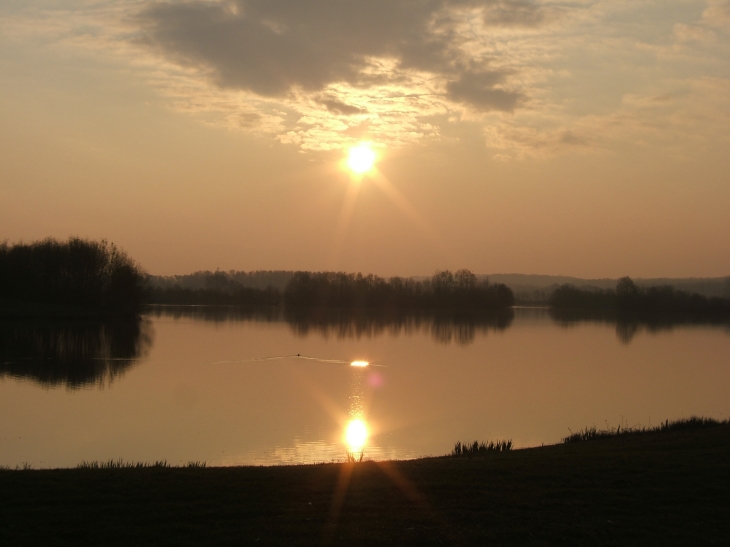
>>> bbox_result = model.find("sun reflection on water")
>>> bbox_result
[345,419,368,452]
[343,359,371,456]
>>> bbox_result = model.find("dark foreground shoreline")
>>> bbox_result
[2,426,729,546]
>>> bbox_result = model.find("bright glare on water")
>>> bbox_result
[345,420,368,452]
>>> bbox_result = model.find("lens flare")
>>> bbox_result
[345,419,368,451]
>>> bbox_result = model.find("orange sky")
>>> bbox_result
[1,1,729,278]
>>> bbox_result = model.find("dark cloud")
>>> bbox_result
[446,69,523,111]
[558,131,591,147]
[319,98,366,115]
[138,0,543,111]
[650,95,672,103]
[138,0,443,96]
[237,112,262,127]
[482,0,547,27]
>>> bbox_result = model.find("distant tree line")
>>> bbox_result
[149,279,280,307]
[0,238,147,316]
[549,277,730,317]
[150,269,514,311]
[148,270,287,306]
[283,270,514,310]
[1,239,513,314]
[149,270,295,291]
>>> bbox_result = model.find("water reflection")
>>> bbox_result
[345,363,370,457]
[3,307,730,468]
[147,304,279,323]
[149,305,514,345]
[149,305,728,346]
[548,308,730,344]
[285,308,514,345]
[345,420,368,452]
[0,318,153,389]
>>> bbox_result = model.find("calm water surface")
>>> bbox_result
[1,308,728,468]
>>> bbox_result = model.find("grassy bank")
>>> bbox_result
[2,424,729,546]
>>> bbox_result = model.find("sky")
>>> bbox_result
[1,0,729,278]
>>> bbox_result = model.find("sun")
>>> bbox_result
[347,143,376,174]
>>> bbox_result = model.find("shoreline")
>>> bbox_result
[3,424,728,545]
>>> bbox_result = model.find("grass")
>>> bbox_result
[75,459,207,469]
[0,462,34,471]
[451,439,513,456]
[562,416,727,443]
[1,420,728,545]
[344,450,365,463]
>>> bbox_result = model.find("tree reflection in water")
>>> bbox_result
[147,304,280,324]
[284,308,514,345]
[548,307,730,344]
[0,318,153,389]
[147,305,514,345]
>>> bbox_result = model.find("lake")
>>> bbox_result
[1,307,728,468]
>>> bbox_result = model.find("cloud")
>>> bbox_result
[486,75,730,159]
[318,98,366,116]
[4,0,730,157]
[481,0,548,27]
[703,0,730,28]
[485,125,597,158]
[674,22,717,44]
[137,0,537,107]
[446,69,523,111]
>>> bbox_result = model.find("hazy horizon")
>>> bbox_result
[147,268,728,281]
[2,1,729,278]
[145,268,729,298]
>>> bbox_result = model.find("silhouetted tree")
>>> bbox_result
[0,238,147,316]
[616,276,639,310]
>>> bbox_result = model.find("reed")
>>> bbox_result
[0,463,34,471]
[345,450,364,463]
[451,439,513,456]
[76,459,171,469]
